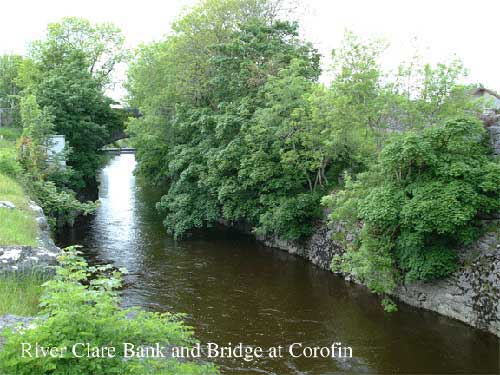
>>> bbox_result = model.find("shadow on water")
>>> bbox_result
[57,154,500,375]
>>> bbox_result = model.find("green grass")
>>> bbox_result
[0,272,45,315]
[0,173,38,246]
[0,127,22,142]
[0,127,38,246]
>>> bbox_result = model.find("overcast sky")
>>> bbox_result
[1,0,499,100]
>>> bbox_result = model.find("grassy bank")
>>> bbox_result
[0,272,45,315]
[0,127,43,316]
[0,173,38,246]
[0,128,37,246]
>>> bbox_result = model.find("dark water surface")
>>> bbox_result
[57,154,500,374]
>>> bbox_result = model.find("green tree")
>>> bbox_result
[128,0,322,239]
[23,17,126,190]
[30,17,126,87]
[0,54,23,125]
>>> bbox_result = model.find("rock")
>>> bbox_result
[0,201,15,210]
[0,314,34,333]
[0,201,60,274]
[28,201,43,216]
[35,216,49,231]
[0,314,35,351]
[260,221,355,272]
[487,124,500,155]
[0,246,58,273]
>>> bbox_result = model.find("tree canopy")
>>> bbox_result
[126,0,499,300]
[22,17,127,190]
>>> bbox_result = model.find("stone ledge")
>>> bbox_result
[0,201,60,274]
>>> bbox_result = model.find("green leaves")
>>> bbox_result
[128,2,324,240]
[401,180,477,235]
[0,248,219,375]
[23,17,126,191]
[327,118,500,290]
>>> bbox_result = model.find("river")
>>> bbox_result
[57,153,500,374]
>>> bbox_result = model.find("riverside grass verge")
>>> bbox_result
[0,127,37,246]
[0,271,45,315]
[0,127,43,316]
[0,173,38,246]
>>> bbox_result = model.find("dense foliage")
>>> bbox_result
[0,248,218,375]
[17,95,96,227]
[323,118,500,293]
[126,0,500,305]
[127,0,484,245]
[20,17,127,190]
[128,0,329,239]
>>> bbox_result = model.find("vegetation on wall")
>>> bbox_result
[323,118,500,295]
[127,0,500,302]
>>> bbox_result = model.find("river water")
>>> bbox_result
[57,153,500,374]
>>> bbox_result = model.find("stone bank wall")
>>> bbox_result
[259,115,500,337]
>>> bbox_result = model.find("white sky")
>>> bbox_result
[1,0,499,100]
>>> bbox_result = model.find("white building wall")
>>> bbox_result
[47,135,66,167]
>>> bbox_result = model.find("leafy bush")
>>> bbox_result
[255,192,323,240]
[325,118,500,292]
[0,148,22,177]
[0,248,218,375]
[26,178,97,228]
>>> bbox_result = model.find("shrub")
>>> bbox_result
[325,118,500,294]
[26,178,97,228]
[0,248,219,375]
[255,192,323,240]
[0,148,22,177]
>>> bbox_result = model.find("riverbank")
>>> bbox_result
[0,128,37,246]
[0,188,58,338]
[52,152,500,374]
[0,128,60,315]
[0,195,58,318]
[251,116,500,337]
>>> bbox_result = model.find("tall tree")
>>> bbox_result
[23,17,126,190]
[0,55,23,125]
